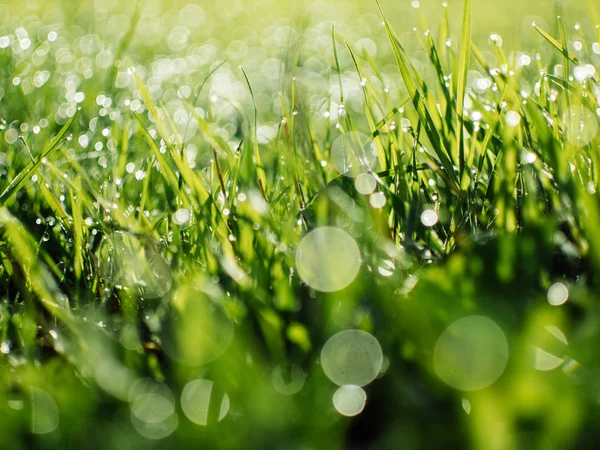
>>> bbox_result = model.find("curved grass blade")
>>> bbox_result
[0,208,72,322]
[0,111,78,205]
[240,66,268,198]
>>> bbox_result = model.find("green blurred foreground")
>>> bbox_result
[1,0,600,448]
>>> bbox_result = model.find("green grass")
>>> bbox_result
[1,0,600,448]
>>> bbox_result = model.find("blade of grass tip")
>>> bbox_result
[439,0,450,68]
[557,16,571,110]
[533,24,580,67]
[240,66,268,198]
[131,82,209,207]
[421,34,453,124]
[186,104,235,159]
[456,0,472,179]
[182,59,230,150]
[345,41,388,172]
[0,111,78,205]
[130,63,172,144]
[130,57,205,200]
[375,0,459,192]
[332,23,344,104]
[191,60,229,108]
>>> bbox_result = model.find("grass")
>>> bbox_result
[1,0,600,448]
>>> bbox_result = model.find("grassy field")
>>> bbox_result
[1,0,600,448]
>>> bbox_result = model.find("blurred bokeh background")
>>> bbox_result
[1,0,600,449]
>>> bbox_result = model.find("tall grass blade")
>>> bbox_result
[456,0,471,178]
[375,0,459,191]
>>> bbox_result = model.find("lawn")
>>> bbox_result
[1,0,600,448]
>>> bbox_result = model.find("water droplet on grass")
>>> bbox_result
[462,398,471,414]
[369,192,386,209]
[506,111,521,127]
[173,208,191,225]
[421,209,438,227]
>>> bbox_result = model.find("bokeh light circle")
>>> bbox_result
[369,192,386,209]
[173,208,191,225]
[355,173,377,195]
[295,227,361,292]
[129,379,175,425]
[433,315,509,391]
[271,364,306,395]
[547,282,569,306]
[162,285,234,366]
[332,385,367,417]
[30,388,59,435]
[321,329,383,387]
[181,379,230,426]
[128,379,178,439]
[130,412,178,440]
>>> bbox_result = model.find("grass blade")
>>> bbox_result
[0,111,78,205]
[456,0,472,178]
[375,0,459,191]
[241,66,268,198]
